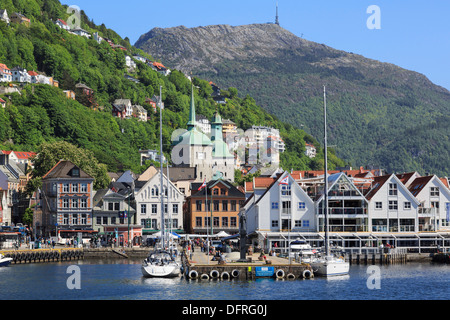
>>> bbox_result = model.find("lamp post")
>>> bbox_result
[127,186,130,247]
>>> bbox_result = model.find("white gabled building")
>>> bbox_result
[134,170,184,236]
[365,174,421,233]
[407,175,450,232]
[242,171,315,249]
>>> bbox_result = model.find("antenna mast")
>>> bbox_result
[275,2,280,26]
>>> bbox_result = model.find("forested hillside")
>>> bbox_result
[0,0,343,184]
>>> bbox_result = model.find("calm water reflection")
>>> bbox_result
[0,259,449,300]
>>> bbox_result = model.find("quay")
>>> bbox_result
[1,248,84,264]
[182,250,314,281]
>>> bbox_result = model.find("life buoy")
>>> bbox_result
[276,269,285,279]
[231,269,240,278]
[287,273,296,280]
[200,273,210,280]
[303,269,313,279]
[210,270,220,279]
[220,272,230,280]
[189,270,199,280]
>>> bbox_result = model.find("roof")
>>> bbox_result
[42,160,93,180]
[408,176,434,197]
[190,180,245,198]
[13,151,36,160]
[57,19,67,25]
[0,63,10,71]
[28,71,38,76]
[0,98,5,103]
[365,175,391,200]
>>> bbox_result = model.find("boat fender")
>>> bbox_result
[231,269,240,278]
[276,269,285,279]
[200,273,210,280]
[287,273,296,280]
[210,270,220,279]
[220,271,230,280]
[189,270,199,280]
[303,269,313,279]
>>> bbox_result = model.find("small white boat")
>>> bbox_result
[289,240,316,263]
[141,250,181,278]
[310,255,349,277]
[0,254,13,267]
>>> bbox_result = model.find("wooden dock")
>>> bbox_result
[348,252,408,265]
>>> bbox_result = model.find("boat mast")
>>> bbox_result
[323,86,330,257]
[159,86,165,249]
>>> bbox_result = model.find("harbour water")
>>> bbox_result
[0,259,449,300]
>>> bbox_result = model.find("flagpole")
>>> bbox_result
[159,86,165,250]
[205,181,209,265]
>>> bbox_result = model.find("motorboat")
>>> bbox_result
[0,254,13,267]
[289,240,316,263]
[141,250,181,278]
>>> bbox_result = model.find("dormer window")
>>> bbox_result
[71,167,80,177]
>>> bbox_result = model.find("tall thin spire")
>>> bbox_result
[187,84,196,129]
[275,2,280,26]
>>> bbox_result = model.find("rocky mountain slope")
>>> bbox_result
[136,23,450,176]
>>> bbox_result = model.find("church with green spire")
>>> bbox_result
[172,85,235,182]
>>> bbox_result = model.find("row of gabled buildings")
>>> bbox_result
[242,168,450,251]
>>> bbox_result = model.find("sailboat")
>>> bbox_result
[310,86,350,277]
[142,86,181,278]
[0,254,13,267]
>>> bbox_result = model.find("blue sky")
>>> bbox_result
[66,0,450,90]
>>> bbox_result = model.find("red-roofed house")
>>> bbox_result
[0,98,6,108]
[0,63,12,82]
[55,18,70,30]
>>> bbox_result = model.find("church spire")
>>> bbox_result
[187,84,196,129]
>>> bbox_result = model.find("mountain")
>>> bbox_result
[136,23,450,176]
[0,1,343,182]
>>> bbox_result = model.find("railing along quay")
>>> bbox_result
[1,248,84,264]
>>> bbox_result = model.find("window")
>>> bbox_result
[172,219,178,229]
[96,216,102,225]
[196,200,202,211]
[72,214,78,225]
[389,183,398,196]
[102,216,108,225]
[164,204,168,213]
[171,204,178,214]
[298,202,306,210]
[111,217,116,225]
[271,220,279,228]
[281,185,291,196]
[108,202,114,211]
[72,184,79,193]
[222,201,228,211]
[63,183,70,193]
[282,201,291,214]
[81,184,88,193]
[115,202,120,211]
[231,200,237,211]
[303,220,310,228]
[222,217,228,227]
[213,217,220,227]
[204,217,211,227]
[63,199,69,209]
[213,188,219,195]
[430,187,440,197]
[196,217,202,227]
[389,200,398,210]
[375,202,382,210]
[230,217,237,227]
[272,202,279,209]
[213,200,219,211]
[72,199,78,208]
[80,199,87,208]
[295,220,302,227]
[152,204,157,214]
[221,188,226,195]
[141,204,147,215]
[404,202,411,210]
[81,214,87,225]
[64,214,69,225]
[180,188,185,195]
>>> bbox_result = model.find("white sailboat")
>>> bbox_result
[141,86,181,278]
[310,86,350,277]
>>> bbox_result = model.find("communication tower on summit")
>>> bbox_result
[275,2,280,26]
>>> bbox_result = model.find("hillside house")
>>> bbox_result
[0,64,12,82]
[11,66,31,83]
[133,105,147,122]
[71,28,90,38]
[63,90,76,100]
[55,18,70,30]
[10,12,30,26]
[113,99,133,118]
[0,98,6,108]
[305,143,317,159]
[0,9,9,24]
